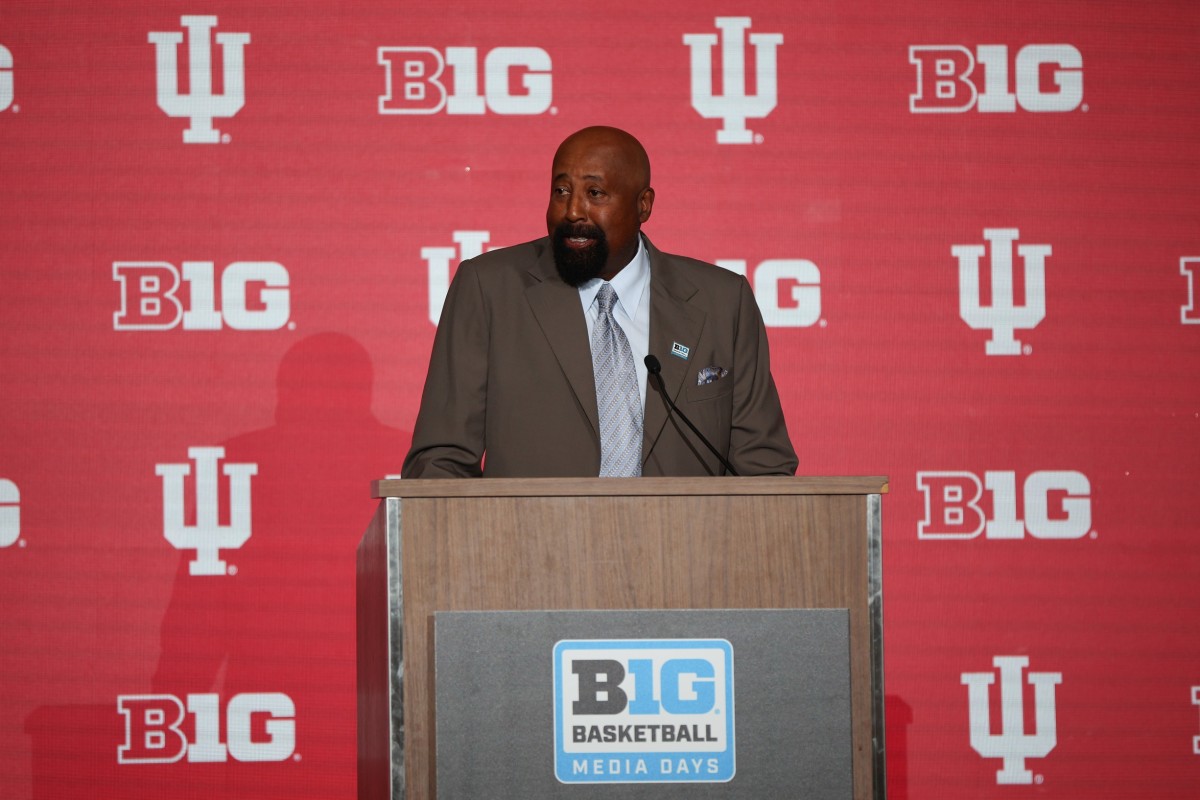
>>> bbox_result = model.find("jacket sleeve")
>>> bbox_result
[728,276,798,475]
[402,259,489,478]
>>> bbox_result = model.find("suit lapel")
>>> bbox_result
[524,242,600,437]
[642,239,706,461]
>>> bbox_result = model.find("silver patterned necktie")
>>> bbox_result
[592,283,643,477]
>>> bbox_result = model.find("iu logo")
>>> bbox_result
[378,46,552,115]
[962,656,1062,784]
[156,447,257,576]
[148,16,250,143]
[683,17,783,144]
[113,261,291,331]
[952,228,1050,355]
[1181,258,1200,324]
[716,259,821,327]
[0,479,19,548]
[910,44,1083,113]
[1192,686,1200,755]
[0,45,13,112]
[422,231,496,325]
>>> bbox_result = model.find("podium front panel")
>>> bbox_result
[434,609,852,799]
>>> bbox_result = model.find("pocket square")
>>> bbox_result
[697,366,729,385]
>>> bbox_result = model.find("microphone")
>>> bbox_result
[644,355,739,476]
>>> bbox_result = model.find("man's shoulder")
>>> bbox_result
[460,236,548,270]
[648,239,746,293]
[446,237,552,297]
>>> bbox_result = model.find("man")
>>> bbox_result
[402,126,796,478]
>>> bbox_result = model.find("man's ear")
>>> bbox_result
[638,187,655,223]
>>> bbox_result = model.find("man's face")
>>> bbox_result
[546,133,653,286]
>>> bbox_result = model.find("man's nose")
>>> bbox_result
[565,191,586,222]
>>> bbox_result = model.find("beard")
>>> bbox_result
[551,221,609,287]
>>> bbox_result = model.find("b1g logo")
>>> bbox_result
[149,16,250,143]
[118,693,294,764]
[0,479,19,548]
[157,447,257,576]
[962,656,1062,784]
[378,45,551,115]
[113,261,291,330]
[1,45,14,112]
[910,44,1083,113]
[918,470,1092,540]
[717,259,821,327]
[553,639,734,784]
[684,17,783,144]
[953,228,1050,356]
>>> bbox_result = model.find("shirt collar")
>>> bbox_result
[579,234,650,316]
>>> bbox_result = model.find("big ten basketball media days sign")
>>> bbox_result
[433,609,852,798]
[553,639,735,784]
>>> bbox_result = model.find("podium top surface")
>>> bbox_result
[372,475,888,499]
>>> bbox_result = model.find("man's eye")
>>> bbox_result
[589,189,605,198]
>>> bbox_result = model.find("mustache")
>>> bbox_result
[554,221,604,241]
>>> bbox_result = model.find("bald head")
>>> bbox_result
[546,126,655,282]
[552,126,652,191]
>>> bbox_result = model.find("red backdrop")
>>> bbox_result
[1,1,1198,797]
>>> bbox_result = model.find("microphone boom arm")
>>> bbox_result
[644,355,740,477]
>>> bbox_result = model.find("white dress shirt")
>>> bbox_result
[576,234,651,409]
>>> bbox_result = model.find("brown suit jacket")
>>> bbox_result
[402,235,797,477]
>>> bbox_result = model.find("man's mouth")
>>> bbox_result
[558,223,603,249]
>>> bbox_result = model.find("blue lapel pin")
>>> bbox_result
[670,342,690,360]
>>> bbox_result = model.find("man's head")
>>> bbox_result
[546,126,655,286]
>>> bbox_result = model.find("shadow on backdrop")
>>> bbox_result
[28,333,409,800]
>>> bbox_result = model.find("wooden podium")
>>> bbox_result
[357,476,888,799]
